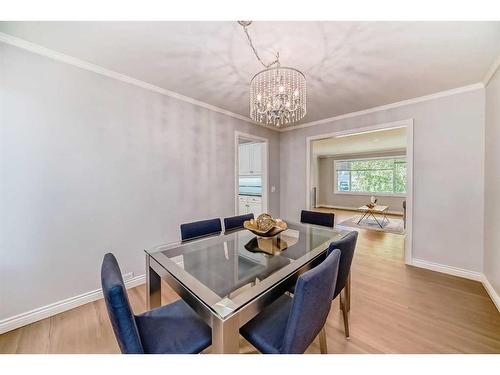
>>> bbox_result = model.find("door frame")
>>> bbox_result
[234,131,269,216]
[305,118,414,264]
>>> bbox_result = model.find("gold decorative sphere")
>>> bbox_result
[256,213,276,232]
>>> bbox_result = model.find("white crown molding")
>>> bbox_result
[279,82,485,132]
[0,32,488,134]
[410,258,482,281]
[0,32,284,131]
[316,147,406,159]
[0,274,145,335]
[483,53,500,86]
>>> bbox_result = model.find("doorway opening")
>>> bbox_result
[306,119,413,264]
[234,131,268,218]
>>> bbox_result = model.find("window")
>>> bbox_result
[335,156,406,195]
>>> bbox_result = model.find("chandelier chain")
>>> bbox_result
[238,21,306,126]
[240,23,280,69]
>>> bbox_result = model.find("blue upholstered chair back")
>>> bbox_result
[101,253,144,354]
[300,210,335,228]
[224,213,254,232]
[180,218,222,241]
[280,249,341,354]
[327,231,358,299]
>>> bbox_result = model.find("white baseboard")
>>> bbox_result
[409,259,500,313]
[2,261,498,335]
[317,204,404,216]
[0,274,146,335]
[410,258,482,281]
[481,275,500,313]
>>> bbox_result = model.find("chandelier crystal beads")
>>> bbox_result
[250,66,306,126]
[239,21,307,127]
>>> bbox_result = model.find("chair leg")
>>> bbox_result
[339,291,343,311]
[340,292,350,339]
[338,273,352,311]
[346,272,351,312]
[318,326,328,354]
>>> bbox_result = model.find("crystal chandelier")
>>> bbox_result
[239,21,307,127]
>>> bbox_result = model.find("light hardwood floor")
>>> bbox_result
[1,209,500,354]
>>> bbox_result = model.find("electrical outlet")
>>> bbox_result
[122,272,134,281]
[271,186,276,193]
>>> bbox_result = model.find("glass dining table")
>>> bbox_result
[145,221,351,353]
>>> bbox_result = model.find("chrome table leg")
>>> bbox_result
[146,254,161,310]
[356,211,368,224]
[211,314,240,354]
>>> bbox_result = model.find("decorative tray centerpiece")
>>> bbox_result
[366,196,378,209]
[243,213,288,237]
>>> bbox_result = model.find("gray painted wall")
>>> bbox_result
[0,39,492,324]
[316,151,406,214]
[280,88,485,272]
[0,43,280,320]
[484,66,500,299]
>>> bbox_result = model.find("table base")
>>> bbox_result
[356,211,389,228]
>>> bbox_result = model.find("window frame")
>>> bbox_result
[333,155,407,197]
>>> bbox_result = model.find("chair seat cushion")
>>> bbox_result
[135,299,211,354]
[240,294,292,354]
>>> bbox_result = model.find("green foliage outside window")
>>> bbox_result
[336,157,406,194]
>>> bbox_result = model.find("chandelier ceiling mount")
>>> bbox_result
[238,21,307,127]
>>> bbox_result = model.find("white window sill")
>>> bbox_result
[334,191,406,198]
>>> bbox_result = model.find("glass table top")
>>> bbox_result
[146,221,351,319]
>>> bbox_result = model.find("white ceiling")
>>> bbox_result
[1,21,499,126]
[312,127,406,156]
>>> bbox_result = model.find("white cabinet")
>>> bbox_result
[251,143,262,175]
[239,143,251,175]
[239,195,263,216]
[239,142,263,175]
[238,196,248,215]
[247,196,263,216]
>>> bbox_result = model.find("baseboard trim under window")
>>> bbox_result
[316,204,404,216]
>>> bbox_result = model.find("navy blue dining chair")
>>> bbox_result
[240,249,341,354]
[223,213,254,232]
[286,230,358,343]
[327,231,358,339]
[300,210,335,228]
[101,253,211,354]
[180,218,222,241]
